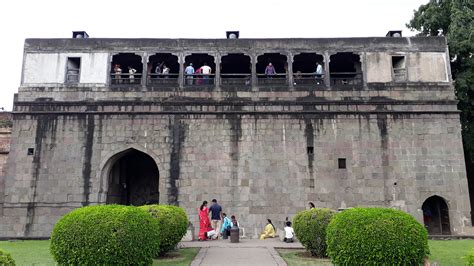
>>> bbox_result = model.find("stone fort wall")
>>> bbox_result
[1,108,469,237]
[0,37,470,238]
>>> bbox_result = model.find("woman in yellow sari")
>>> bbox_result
[259,219,276,240]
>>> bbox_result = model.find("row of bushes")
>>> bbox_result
[50,204,188,265]
[293,207,429,265]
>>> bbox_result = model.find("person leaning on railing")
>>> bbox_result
[200,63,212,84]
[265,62,276,78]
[315,62,323,84]
[185,63,195,85]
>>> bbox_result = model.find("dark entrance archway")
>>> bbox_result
[422,196,451,235]
[106,149,159,206]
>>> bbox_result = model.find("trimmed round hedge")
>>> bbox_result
[326,207,429,265]
[139,204,188,256]
[0,249,15,265]
[293,208,335,257]
[50,205,160,265]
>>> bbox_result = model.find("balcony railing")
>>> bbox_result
[257,74,288,85]
[221,74,252,86]
[393,68,407,82]
[330,72,363,86]
[111,73,142,85]
[148,73,179,85]
[183,74,215,86]
[293,73,325,86]
[66,70,79,83]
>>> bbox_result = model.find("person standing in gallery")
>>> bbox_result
[128,66,137,84]
[200,62,212,84]
[265,62,276,78]
[185,63,195,85]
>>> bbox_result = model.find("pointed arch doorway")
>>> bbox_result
[422,195,451,235]
[106,148,159,206]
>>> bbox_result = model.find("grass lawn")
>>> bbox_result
[277,249,332,266]
[429,239,474,265]
[278,240,474,266]
[0,240,199,266]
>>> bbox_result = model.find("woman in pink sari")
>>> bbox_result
[198,201,211,240]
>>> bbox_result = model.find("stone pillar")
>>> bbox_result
[251,54,257,88]
[359,52,366,87]
[287,52,294,88]
[214,54,221,87]
[178,53,185,89]
[141,53,147,88]
[325,52,331,88]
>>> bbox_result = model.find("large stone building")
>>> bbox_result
[0,32,471,238]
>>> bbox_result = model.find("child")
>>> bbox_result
[231,215,239,227]
[221,213,232,238]
[284,221,295,243]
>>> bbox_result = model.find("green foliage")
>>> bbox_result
[0,249,15,266]
[463,248,474,266]
[50,205,160,265]
[139,204,188,256]
[292,208,335,257]
[326,207,429,265]
[407,0,474,161]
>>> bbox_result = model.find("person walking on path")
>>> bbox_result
[209,199,222,237]
[198,201,211,240]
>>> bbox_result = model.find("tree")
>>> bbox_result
[407,0,474,220]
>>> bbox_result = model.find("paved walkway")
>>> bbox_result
[182,238,303,266]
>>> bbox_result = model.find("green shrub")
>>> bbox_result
[463,248,474,265]
[139,204,188,256]
[292,208,335,257]
[50,205,160,265]
[326,207,429,265]
[0,249,15,266]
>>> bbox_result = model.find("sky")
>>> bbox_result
[0,0,427,111]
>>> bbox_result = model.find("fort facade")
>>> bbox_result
[0,35,470,238]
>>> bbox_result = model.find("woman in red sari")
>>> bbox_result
[198,201,211,240]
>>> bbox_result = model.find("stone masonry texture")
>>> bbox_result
[0,37,470,238]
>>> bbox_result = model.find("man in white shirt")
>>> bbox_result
[200,63,212,84]
[315,62,323,84]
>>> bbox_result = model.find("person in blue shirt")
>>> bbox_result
[185,63,195,85]
[221,213,232,237]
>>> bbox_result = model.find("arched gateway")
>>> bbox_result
[422,195,451,235]
[105,149,159,205]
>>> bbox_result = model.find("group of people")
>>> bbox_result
[265,62,323,78]
[113,64,137,83]
[154,62,171,78]
[198,199,299,243]
[259,218,295,243]
[198,199,238,240]
[185,63,212,85]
